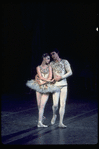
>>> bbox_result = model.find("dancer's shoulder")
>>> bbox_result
[61,59,70,66]
[50,61,54,66]
[36,65,41,70]
[62,59,69,63]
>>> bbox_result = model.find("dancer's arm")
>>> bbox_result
[35,74,46,85]
[61,60,73,79]
[36,66,52,82]
[47,66,52,80]
[54,60,72,81]
[48,66,55,82]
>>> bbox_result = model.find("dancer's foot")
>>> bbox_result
[37,121,48,127]
[59,123,67,128]
[51,115,57,125]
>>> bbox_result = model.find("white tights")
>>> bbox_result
[36,92,49,123]
[52,86,67,124]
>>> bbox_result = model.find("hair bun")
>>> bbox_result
[42,53,49,58]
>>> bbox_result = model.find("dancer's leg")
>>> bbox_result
[36,91,42,110]
[38,93,49,127]
[59,86,67,127]
[51,92,60,124]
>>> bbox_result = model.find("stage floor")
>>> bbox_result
[1,94,98,145]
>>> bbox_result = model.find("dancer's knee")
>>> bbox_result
[60,102,66,110]
[52,105,58,111]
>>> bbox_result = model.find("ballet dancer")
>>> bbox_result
[50,49,73,127]
[26,53,60,127]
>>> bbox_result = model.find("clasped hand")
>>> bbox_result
[46,78,55,83]
[35,74,62,84]
[54,75,62,81]
[35,74,55,84]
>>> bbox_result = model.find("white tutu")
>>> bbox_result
[26,80,60,93]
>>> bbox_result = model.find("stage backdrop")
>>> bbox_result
[2,3,98,98]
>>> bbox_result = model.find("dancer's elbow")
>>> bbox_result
[70,70,73,76]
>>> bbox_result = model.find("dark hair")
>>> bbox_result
[42,53,50,59]
[50,48,59,55]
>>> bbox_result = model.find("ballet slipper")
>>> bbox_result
[37,121,48,127]
[59,123,67,128]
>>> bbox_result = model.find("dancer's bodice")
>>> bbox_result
[50,59,70,86]
[38,66,49,84]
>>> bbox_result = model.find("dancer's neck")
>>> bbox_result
[41,61,47,68]
[54,57,61,63]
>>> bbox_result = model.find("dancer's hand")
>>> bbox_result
[36,79,41,85]
[37,80,47,85]
[45,78,55,83]
[35,74,40,82]
[50,79,55,83]
[46,78,52,82]
[54,75,62,81]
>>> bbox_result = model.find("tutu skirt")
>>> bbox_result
[26,80,60,93]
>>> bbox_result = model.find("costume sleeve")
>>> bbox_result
[61,60,73,79]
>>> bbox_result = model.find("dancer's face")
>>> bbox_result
[44,56,50,64]
[50,51,58,60]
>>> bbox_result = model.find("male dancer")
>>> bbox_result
[50,49,73,127]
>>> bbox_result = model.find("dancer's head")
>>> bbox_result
[42,53,50,64]
[50,48,59,61]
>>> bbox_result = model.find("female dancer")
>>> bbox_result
[26,53,60,127]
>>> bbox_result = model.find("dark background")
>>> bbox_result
[2,2,98,100]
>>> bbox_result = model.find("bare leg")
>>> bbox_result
[36,91,42,110]
[38,93,49,127]
[59,86,67,127]
[51,92,60,125]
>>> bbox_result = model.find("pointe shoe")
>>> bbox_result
[37,121,48,128]
[59,123,67,128]
[51,115,57,125]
